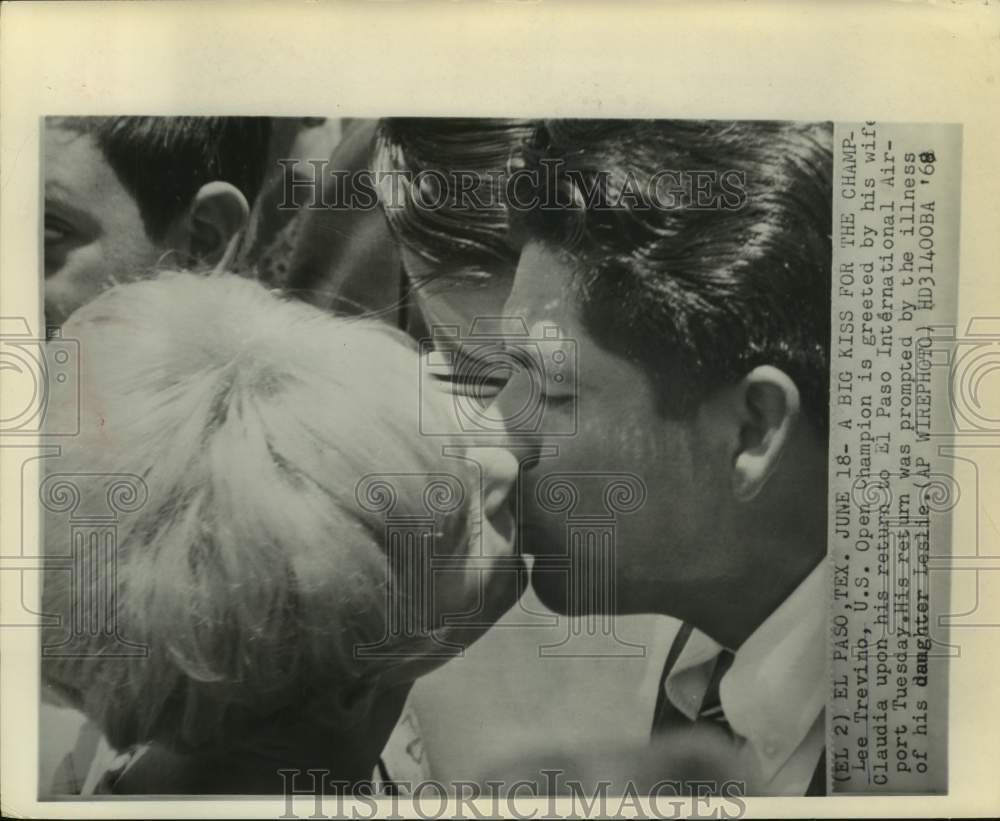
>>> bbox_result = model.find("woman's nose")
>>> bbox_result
[476,446,519,517]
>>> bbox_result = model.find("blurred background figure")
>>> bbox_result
[278,118,532,340]
[235,116,343,283]
[43,116,271,329]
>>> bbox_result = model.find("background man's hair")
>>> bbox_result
[373,118,536,281]
[41,271,475,753]
[514,119,833,431]
[49,116,273,240]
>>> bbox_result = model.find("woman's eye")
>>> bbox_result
[543,371,576,404]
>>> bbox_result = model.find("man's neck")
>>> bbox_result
[703,437,829,650]
[700,548,825,650]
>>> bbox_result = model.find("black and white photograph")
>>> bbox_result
[1,2,996,819]
[37,114,836,800]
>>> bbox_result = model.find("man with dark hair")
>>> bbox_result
[43,116,271,326]
[497,119,833,795]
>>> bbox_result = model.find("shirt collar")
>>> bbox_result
[663,627,724,720]
[717,561,828,780]
[640,618,724,718]
[652,562,828,780]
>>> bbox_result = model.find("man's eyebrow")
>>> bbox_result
[44,183,96,223]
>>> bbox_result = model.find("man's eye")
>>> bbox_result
[44,218,72,244]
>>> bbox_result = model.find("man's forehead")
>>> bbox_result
[44,126,127,211]
[504,242,579,327]
[44,124,100,167]
[45,125,109,173]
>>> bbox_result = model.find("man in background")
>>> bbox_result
[43,116,271,328]
[40,115,271,794]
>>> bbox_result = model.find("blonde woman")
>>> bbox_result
[41,271,522,794]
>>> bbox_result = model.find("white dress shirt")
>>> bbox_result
[642,561,828,795]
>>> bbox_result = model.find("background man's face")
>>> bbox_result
[44,127,166,327]
[495,242,727,618]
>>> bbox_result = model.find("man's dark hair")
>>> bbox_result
[514,119,833,431]
[373,118,536,281]
[50,116,272,240]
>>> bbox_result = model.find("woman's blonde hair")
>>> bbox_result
[41,271,475,752]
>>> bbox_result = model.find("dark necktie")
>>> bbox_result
[650,623,693,735]
[696,649,735,728]
[651,623,735,735]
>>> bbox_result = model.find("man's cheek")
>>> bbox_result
[47,242,106,301]
[565,421,627,472]
[44,267,92,326]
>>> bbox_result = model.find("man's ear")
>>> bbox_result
[177,181,250,267]
[731,366,801,502]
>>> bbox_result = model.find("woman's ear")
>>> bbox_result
[731,365,801,502]
[175,181,250,267]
